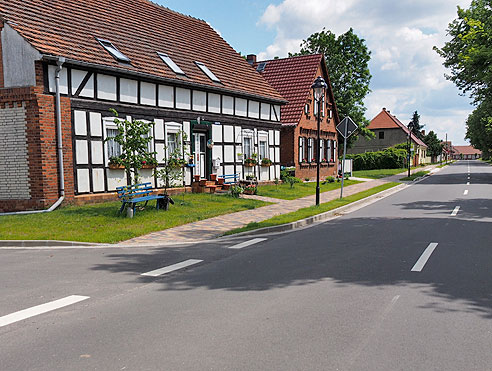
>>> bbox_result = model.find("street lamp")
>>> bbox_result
[311,76,327,206]
[407,121,415,177]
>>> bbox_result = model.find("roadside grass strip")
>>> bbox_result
[141,259,203,277]
[353,168,416,179]
[224,182,400,236]
[257,179,360,200]
[399,171,430,181]
[0,194,269,244]
[0,295,89,327]
[411,243,439,272]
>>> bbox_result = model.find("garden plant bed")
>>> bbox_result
[0,194,269,244]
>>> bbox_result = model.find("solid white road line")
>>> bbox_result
[464,190,469,195]
[0,295,89,328]
[141,259,203,277]
[450,206,460,216]
[467,182,470,185]
[228,238,267,249]
[411,243,439,272]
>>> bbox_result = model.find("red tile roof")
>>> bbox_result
[369,109,427,147]
[0,0,284,102]
[254,54,327,125]
[453,145,481,155]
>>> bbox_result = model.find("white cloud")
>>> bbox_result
[257,0,473,144]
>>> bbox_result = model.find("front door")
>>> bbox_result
[194,133,207,179]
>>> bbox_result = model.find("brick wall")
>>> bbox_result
[0,20,4,88]
[0,84,74,212]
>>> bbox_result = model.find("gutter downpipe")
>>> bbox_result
[0,57,65,216]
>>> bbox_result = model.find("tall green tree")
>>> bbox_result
[465,99,492,159]
[410,111,425,139]
[434,0,492,103]
[291,28,373,149]
[423,131,443,161]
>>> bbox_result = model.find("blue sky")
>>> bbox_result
[157,0,474,145]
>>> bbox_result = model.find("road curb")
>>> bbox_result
[224,183,409,238]
[0,240,107,248]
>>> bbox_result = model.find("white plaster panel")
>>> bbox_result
[236,149,243,163]
[235,126,242,143]
[154,119,164,140]
[141,82,156,105]
[212,145,222,162]
[260,167,269,181]
[275,130,280,145]
[139,169,155,186]
[107,169,127,191]
[235,98,247,117]
[208,93,221,113]
[74,110,87,136]
[212,125,222,142]
[273,105,281,121]
[77,169,90,193]
[76,140,88,164]
[224,145,234,162]
[183,121,191,139]
[223,125,234,142]
[269,148,275,162]
[275,147,280,162]
[97,74,117,101]
[119,78,138,103]
[71,69,94,97]
[222,96,233,115]
[224,165,235,176]
[89,112,102,137]
[275,165,280,177]
[269,130,274,146]
[261,103,271,120]
[176,88,191,110]
[156,143,165,163]
[92,168,105,192]
[192,90,206,112]
[216,165,223,177]
[248,100,260,119]
[48,65,68,94]
[184,168,191,186]
[91,141,104,164]
[158,85,174,108]
[270,166,275,180]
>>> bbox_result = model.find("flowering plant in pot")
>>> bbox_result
[243,184,258,195]
[261,157,272,166]
[244,154,258,167]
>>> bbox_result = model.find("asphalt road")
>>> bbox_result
[1,160,491,370]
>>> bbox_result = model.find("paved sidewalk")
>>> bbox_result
[120,179,384,245]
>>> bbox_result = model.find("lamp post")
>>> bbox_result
[407,121,415,177]
[311,76,327,206]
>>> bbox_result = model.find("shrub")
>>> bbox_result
[229,185,244,198]
[326,176,335,183]
[345,147,407,170]
[304,177,310,182]
[284,176,301,188]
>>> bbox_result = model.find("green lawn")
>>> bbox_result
[225,182,401,235]
[400,170,430,181]
[0,194,268,244]
[257,179,360,200]
[352,166,424,179]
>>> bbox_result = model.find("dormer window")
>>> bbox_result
[256,62,267,72]
[195,61,220,82]
[158,52,185,75]
[96,38,130,63]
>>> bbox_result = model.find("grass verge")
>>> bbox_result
[224,182,401,236]
[257,179,360,200]
[399,171,429,181]
[352,167,422,179]
[0,193,269,244]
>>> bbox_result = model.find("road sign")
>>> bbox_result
[336,117,358,138]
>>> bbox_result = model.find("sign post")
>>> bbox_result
[336,117,358,199]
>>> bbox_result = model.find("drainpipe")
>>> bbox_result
[0,57,66,216]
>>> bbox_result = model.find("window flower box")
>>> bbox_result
[261,158,272,167]
[108,163,125,170]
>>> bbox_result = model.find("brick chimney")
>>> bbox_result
[246,54,257,65]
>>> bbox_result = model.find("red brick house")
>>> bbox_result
[251,54,340,180]
[0,0,286,212]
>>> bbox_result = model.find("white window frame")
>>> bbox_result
[327,140,332,162]
[165,122,183,159]
[299,137,305,163]
[319,139,324,161]
[308,138,314,162]
[103,117,122,166]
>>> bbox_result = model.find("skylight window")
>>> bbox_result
[195,61,221,82]
[96,38,130,63]
[256,62,267,72]
[158,52,185,75]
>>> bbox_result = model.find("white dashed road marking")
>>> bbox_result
[464,190,469,195]
[228,238,267,249]
[141,259,203,277]
[0,295,89,328]
[450,206,460,216]
[411,243,439,272]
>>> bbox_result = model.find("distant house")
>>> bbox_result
[349,108,428,165]
[251,54,340,180]
[0,0,286,212]
[452,146,482,160]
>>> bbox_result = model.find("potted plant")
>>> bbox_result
[108,155,125,169]
[210,174,217,181]
[237,152,243,160]
[193,174,200,182]
[243,184,257,195]
[261,158,272,167]
[244,153,258,167]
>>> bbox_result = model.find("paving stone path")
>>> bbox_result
[119,164,440,246]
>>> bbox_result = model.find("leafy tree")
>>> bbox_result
[291,28,373,149]
[410,111,425,139]
[465,99,492,159]
[424,131,444,161]
[105,109,156,184]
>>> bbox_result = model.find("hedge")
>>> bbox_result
[345,148,407,170]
